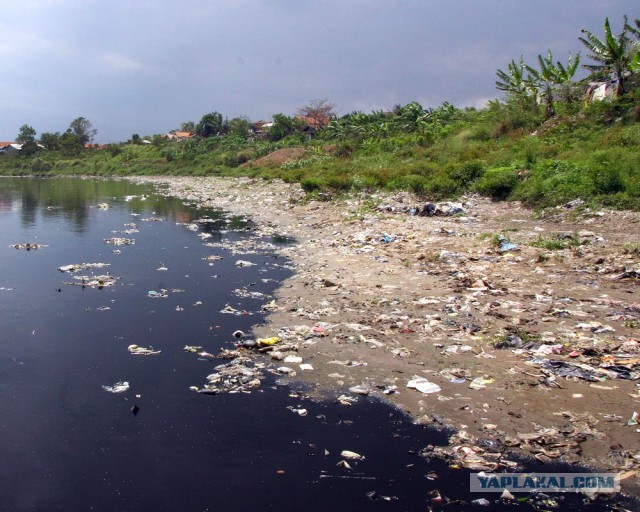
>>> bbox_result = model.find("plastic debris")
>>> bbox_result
[192,357,264,395]
[58,262,110,273]
[256,336,280,347]
[65,275,118,288]
[148,290,168,298]
[417,201,465,217]
[10,243,48,250]
[469,376,495,389]
[340,450,365,460]
[365,491,398,501]
[102,381,129,393]
[627,411,639,426]
[104,237,135,245]
[235,260,256,267]
[128,344,161,355]
[497,236,519,253]
[407,376,441,394]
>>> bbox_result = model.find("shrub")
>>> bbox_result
[30,158,52,173]
[474,166,519,199]
[450,160,485,185]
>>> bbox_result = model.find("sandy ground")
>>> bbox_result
[130,176,640,495]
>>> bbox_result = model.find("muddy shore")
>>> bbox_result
[130,176,640,496]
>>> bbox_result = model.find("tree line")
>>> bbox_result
[15,117,97,156]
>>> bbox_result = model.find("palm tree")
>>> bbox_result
[579,16,631,96]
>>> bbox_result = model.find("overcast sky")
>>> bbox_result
[0,0,637,143]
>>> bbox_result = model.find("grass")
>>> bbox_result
[530,234,583,251]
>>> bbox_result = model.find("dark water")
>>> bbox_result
[0,177,633,511]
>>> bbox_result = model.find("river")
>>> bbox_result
[0,177,631,511]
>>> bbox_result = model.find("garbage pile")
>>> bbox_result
[190,356,265,395]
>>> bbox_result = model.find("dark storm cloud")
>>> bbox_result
[0,0,636,142]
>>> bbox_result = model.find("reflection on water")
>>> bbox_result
[0,177,250,233]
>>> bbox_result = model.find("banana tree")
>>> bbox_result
[526,51,558,118]
[496,57,529,96]
[626,18,640,85]
[579,16,631,96]
[550,52,581,103]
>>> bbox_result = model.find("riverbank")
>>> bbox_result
[130,176,640,496]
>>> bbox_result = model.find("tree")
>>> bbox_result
[59,132,83,156]
[16,124,38,156]
[496,57,538,108]
[548,52,581,103]
[196,112,227,138]
[39,132,61,150]
[67,117,97,146]
[228,116,251,139]
[267,113,297,142]
[16,124,36,144]
[525,51,580,118]
[130,133,142,145]
[296,98,336,128]
[579,16,632,96]
[180,121,196,133]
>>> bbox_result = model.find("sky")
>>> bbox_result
[0,0,637,143]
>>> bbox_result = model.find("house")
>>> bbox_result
[296,114,330,139]
[248,121,274,141]
[166,131,195,141]
[0,143,21,156]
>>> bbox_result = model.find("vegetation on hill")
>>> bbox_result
[2,15,639,209]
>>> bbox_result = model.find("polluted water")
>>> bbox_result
[0,177,636,511]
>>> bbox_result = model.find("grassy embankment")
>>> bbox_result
[1,92,639,210]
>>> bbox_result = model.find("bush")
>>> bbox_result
[474,166,519,200]
[31,158,52,173]
[449,160,484,185]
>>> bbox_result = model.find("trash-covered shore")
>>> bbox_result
[129,176,640,495]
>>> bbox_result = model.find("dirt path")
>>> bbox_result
[130,176,640,495]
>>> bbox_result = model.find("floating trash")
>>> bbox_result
[104,237,135,245]
[58,263,110,273]
[102,381,130,393]
[148,290,168,298]
[340,450,365,460]
[128,344,161,355]
[65,275,118,288]
[10,243,48,250]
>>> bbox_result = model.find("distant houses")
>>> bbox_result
[165,130,195,141]
[0,143,21,156]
